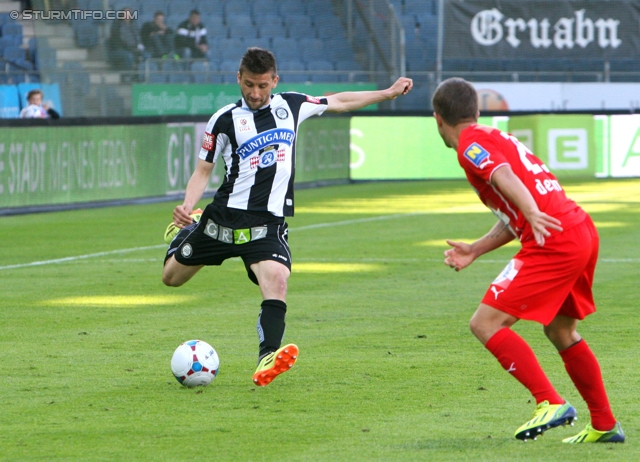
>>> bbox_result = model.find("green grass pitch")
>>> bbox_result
[1,178,638,461]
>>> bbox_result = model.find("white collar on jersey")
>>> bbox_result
[241,96,272,113]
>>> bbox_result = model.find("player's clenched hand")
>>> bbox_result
[388,77,413,98]
[443,239,475,272]
[527,210,563,247]
[173,204,194,228]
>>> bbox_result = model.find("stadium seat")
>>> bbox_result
[162,60,190,83]
[609,59,640,82]
[307,60,338,82]
[139,0,171,17]
[315,15,342,40]
[298,38,325,62]
[138,60,165,83]
[190,60,211,83]
[9,59,36,84]
[224,2,248,19]
[404,0,435,15]
[245,37,271,50]
[2,46,25,62]
[0,12,12,27]
[305,1,328,17]
[324,35,355,61]
[257,25,287,40]
[0,36,17,51]
[35,50,58,71]
[252,0,279,17]
[219,38,245,62]
[0,84,21,118]
[226,14,258,39]
[226,13,253,26]
[271,37,300,61]
[220,59,240,84]
[2,23,23,42]
[205,15,227,37]
[27,37,49,62]
[335,59,367,82]
[260,14,283,28]
[194,0,217,17]
[164,15,184,31]
[278,60,308,83]
[286,14,314,39]
[74,20,100,48]
[278,0,305,16]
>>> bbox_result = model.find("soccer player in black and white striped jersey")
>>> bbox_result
[163,47,412,386]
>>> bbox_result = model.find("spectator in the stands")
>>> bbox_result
[107,8,147,80]
[20,89,60,119]
[175,9,209,59]
[141,11,177,59]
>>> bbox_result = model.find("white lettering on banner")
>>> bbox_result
[0,139,138,196]
[167,129,193,190]
[4,142,46,195]
[548,129,588,170]
[622,126,640,169]
[471,8,621,50]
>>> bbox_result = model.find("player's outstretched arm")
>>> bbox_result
[325,77,413,113]
[173,158,214,227]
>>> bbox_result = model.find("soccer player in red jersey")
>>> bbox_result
[431,77,624,443]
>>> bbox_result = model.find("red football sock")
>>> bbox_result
[485,328,563,405]
[560,339,617,431]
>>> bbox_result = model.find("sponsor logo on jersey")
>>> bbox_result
[306,96,321,104]
[259,147,277,168]
[238,118,252,132]
[275,107,289,119]
[236,128,295,159]
[463,142,493,169]
[202,132,214,151]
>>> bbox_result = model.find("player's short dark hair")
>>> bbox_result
[432,77,478,126]
[153,10,164,18]
[190,9,200,16]
[239,47,277,76]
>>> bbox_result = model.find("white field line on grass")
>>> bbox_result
[1,212,638,271]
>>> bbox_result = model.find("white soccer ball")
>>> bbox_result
[171,339,220,387]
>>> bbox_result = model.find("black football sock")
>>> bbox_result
[257,299,287,360]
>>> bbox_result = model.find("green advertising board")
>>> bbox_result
[349,116,507,180]
[295,117,350,183]
[606,115,640,177]
[508,115,596,178]
[132,83,378,116]
[0,118,350,210]
[0,125,169,208]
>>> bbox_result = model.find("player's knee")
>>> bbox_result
[469,317,482,338]
[162,273,183,287]
[272,272,288,292]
